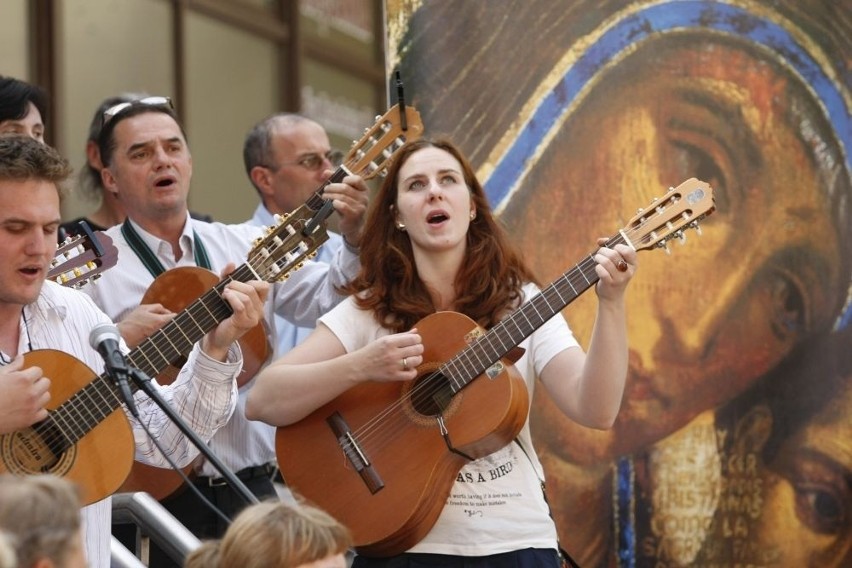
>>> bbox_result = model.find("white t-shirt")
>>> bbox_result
[319,283,580,556]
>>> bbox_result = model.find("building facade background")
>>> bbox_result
[0,0,386,223]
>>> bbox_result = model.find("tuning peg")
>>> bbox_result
[694,223,703,236]
[676,230,687,244]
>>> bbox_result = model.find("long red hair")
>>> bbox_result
[342,139,538,333]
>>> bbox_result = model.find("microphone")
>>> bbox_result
[89,323,138,417]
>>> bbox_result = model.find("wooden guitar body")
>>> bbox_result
[275,311,530,556]
[0,350,134,505]
[275,178,717,556]
[118,266,270,500]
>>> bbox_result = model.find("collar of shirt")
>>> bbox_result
[125,213,196,268]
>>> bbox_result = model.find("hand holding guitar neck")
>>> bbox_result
[274,178,716,556]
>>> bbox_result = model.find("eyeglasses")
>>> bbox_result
[102,96,173,127]
[273,149,344,172]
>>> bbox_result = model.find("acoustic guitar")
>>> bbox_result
[275,178,716,556]
[117,102,425,500]
[1,196,337,506]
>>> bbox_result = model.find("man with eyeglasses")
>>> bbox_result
[242,113,346,355]
[80,96,368,567]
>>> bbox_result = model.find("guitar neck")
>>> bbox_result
[126,264,256,380]
[50,265,252,445]
[304,167,351,212]
[42,102,429,452]
[444,233,629,391]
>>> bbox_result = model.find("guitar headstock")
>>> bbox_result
[623,178,715,252]
[247,210,330,283]
[343,103,423,181]
[250,104,423,279]
[50,227,118,288]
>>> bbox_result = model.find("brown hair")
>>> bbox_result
[184,499,351,568]
[0,135,71,199]
[0,474,82,568]
[343,138,538,333]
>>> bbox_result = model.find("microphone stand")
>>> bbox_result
[126,366,259,507]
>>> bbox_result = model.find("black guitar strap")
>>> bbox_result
[121,218,212,278]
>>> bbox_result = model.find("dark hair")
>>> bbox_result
[0,75,48,126]
[242,113,306,192]
[344,138,538,332]
[97,102,186,168]
[78,93,148,201]
[0,136,71,199]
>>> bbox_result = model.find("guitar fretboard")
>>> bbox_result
[442,233,629,391]
[47,264,254,447]
[305,167,352,212]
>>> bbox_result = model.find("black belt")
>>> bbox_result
[194,463,276,488]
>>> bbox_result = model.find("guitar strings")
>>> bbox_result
[337,215,682,459]
[341,250,602,458]
[22,219,307,465]
[31,268,245,457]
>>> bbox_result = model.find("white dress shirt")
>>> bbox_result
[244,203,345,358]
[6,281,241,568]
[83,214,358,478]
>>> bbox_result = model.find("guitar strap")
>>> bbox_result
[513,438,582,568]
[121,218,212,277]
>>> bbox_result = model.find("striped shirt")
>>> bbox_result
[5,281,241,568]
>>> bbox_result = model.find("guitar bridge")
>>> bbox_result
[327,412,384,494]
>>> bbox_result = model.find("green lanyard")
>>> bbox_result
[121,218,212,278]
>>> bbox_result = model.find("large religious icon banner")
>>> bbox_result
[386,1,851,566]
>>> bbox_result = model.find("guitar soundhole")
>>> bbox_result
[409,372,454,417]
[0,422,75,475]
